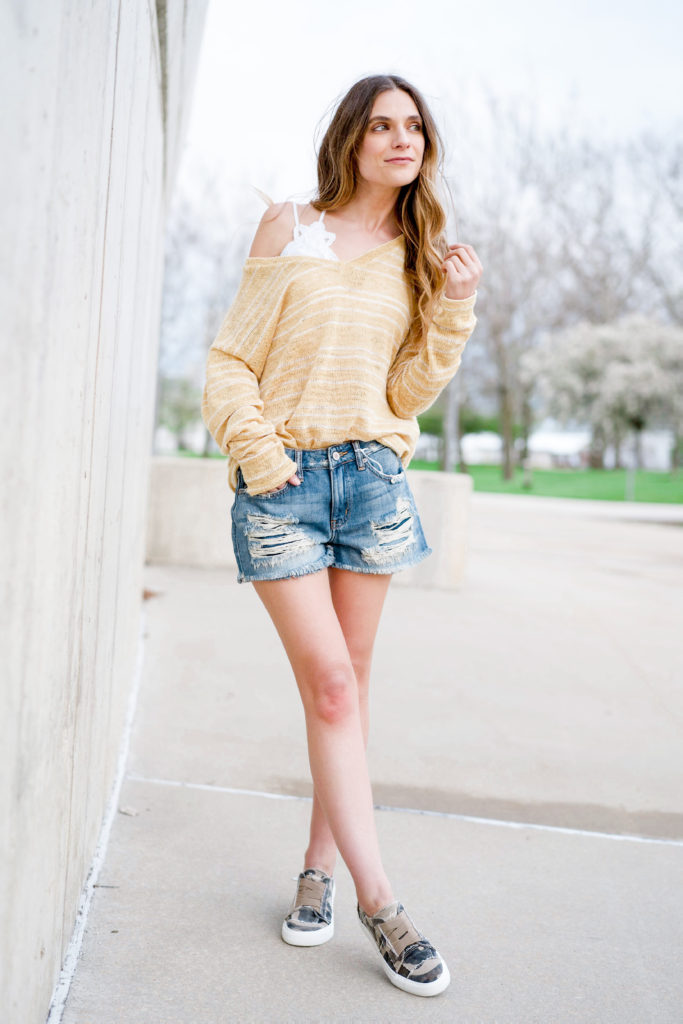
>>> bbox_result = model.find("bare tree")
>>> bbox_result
[158,165,269,452]
[440,376,459,472]
[445,95,558,478]
[631,133,683,324]
[438,91,672,479]
[536,138,650,325]
[160,171,249,380]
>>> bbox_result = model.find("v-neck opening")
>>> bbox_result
[329,234,404,264]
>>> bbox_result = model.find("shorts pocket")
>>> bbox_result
[257,480,294,498]
[360,444,403,483]
[236,467,296,498]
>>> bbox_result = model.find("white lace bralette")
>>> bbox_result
[279,200,339,261]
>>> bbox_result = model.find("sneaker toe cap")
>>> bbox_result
[401,942,444,983]
[407,961,444,984]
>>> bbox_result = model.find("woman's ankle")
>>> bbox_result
[304,849,336,877]
[357,881,395,917]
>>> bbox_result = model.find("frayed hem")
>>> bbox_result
[330,546,433,576]
[236,554,334,584]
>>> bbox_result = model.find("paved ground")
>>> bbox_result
[62,494,683,1023]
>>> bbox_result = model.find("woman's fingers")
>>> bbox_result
[446,243,482,261]
[442,242,483,300]
[445,243,482,268]
[442,254,476,277]
[262,473,300,495]
[446,248,476,270]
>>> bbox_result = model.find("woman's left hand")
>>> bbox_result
[442,243,483,300]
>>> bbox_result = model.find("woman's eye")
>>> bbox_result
[370,121,422,133]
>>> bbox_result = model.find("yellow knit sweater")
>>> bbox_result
[202,235,477,495]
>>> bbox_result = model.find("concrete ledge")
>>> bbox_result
[399,468,472,587]
[145,456,472,588]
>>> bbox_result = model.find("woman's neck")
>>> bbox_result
[334,182,400,236]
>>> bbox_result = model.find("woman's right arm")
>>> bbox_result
[202,204,299,494]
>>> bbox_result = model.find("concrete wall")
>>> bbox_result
[0,3,207,1022]
[146,457,473,587]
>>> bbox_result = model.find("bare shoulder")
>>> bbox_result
[248,201,296,258]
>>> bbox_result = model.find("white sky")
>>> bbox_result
[180,0,682,222]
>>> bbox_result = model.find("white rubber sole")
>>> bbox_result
[358,917,451,997]
[281,918,334,946]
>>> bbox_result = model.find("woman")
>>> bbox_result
[202,74,482,997]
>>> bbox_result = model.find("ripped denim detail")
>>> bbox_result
[361,498,415,566]
[245,511,315,565]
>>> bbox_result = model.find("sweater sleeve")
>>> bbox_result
[201,260,298,495]
[386,293,477,418]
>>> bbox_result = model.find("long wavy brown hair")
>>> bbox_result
[312,74,449,347]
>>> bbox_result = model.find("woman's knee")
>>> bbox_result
[304,663,358,725]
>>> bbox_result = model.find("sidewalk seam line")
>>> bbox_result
[123,773,683,848]
[47,608,148,1024]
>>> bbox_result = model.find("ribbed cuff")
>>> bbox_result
[239,451,298,496]
[433,292,477,330]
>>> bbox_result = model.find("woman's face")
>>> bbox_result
[356,89,425,189]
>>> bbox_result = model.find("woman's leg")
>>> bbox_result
[304,568,391,876]
[253,569,393,914]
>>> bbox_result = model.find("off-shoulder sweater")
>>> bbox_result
[201,235,477,495]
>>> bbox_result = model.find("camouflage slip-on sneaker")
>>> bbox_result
[281,867,335,946]
[357,899,450,996]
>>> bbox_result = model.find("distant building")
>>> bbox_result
[522,427,591,469]
[461,431,503,465]
[460,421,675,470]
[603,430,674,471]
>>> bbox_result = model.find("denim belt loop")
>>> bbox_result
[295,449,303,480]
[351,440,366,470]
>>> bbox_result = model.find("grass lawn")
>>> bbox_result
[409,461,683,504]
[172,450,682,504]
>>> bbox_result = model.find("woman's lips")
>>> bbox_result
[386,158,413,163]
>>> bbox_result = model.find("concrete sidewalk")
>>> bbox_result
[62,494,683,1023]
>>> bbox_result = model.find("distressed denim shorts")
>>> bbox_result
[231,440,432,584]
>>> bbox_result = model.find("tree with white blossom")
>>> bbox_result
[522,315,683,469]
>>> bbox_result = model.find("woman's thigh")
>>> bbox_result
[253,568,391,703]
[252,570,353,689]
[328,568,391,679]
